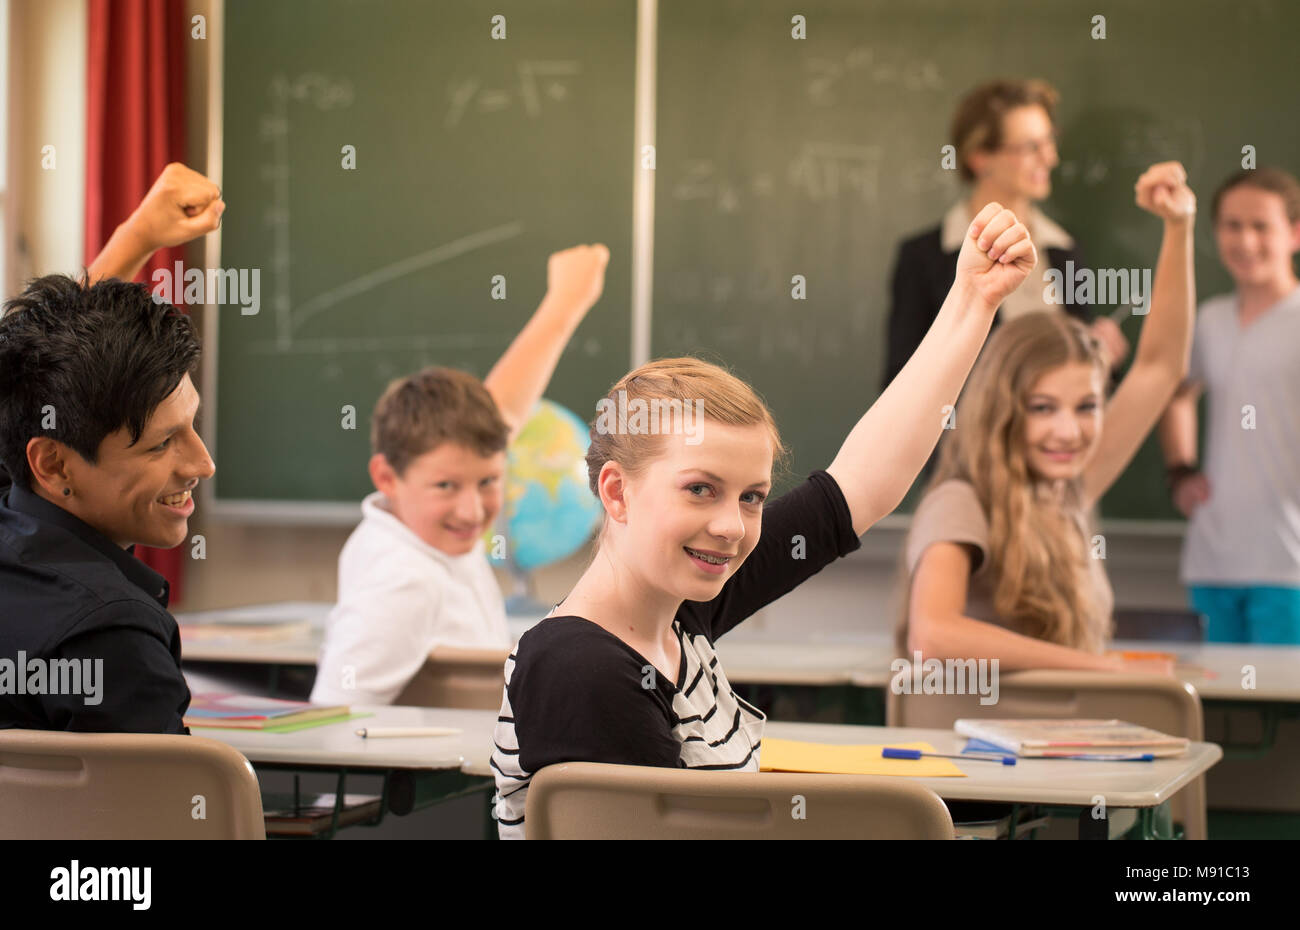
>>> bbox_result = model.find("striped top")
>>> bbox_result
[490,470,861,839]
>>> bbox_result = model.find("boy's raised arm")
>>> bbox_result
[483,244,609,441]
[827,204,1037,535]
[86,163,225,285]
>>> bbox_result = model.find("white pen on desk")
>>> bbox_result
[356,726,462,739]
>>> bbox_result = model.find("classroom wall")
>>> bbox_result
[7,0,85,290]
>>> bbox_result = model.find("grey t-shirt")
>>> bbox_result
[1181,287,1300,586]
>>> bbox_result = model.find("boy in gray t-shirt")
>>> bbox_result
[1158,167,1300,643]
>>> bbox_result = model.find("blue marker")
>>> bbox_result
[882,747,1016,766]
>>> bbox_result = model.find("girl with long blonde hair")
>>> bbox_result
[898,162,1197,670]
[492,203,1037,838]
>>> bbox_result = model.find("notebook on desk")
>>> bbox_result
[954,719,1190,759]
[184,693,350,730]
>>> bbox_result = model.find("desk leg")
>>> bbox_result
[320,771,348,840]
[1132,802,1179,840]
[1209,700,1300,760]
[388,770,493,816]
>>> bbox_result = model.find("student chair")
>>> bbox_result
[1112,607,1206,642]
[887,670,1207,839]
[524,762,955,839]
[393,646,511,709]
[0,729,265,839]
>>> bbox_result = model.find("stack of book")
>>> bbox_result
[184,693,349,730]
[955,719,1190,760]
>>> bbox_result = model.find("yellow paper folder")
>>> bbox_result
[759,739,966,777]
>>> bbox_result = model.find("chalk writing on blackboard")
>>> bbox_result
[788,143,884,203]
[670,143,885,212]
[445,61,581,128]
[290,222,526,338]
[259,74,356,349]
[806,46,943,106]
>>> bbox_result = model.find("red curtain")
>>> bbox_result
[85,0,190,602]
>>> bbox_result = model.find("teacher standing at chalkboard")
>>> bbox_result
[882,78,1129,389]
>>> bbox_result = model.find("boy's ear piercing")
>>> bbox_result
[63,487,72,497]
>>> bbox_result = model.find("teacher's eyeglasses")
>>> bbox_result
[999,134,1058,158]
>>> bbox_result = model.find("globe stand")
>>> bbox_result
[503,564,552,619]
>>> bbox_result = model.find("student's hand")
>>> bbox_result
[1090,316,1130,367]
[544,244,610,314]
[124,162,225,252]
[1171,470,1211,518]
[953,203,1037,312]
[1135,162,1196,224]
[87,163,225,284]
[483,243,610,440]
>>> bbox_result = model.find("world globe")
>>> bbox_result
[492,399,603,609]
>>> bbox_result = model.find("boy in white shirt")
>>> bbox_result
[311,245,609,704]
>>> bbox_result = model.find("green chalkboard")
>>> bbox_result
[214,0,1297,522]
[651,0,1298,520]
[215,0,635,505]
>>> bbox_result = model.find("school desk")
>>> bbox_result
[1109,638,1300,826]
[847,641,1300,791]
[180,604,547,696]
[198,705,500,839]
[1109,639,1300,703]
[176,602,329,697]
[181,604,1299,710]
[448,718,1219,840]
[709,632,896,725]
[761,722,1222,840]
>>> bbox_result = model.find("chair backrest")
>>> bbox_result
[1113,608,1206,642]
[394,647,510,709]
[524,762,955,839]
[0,730,265,840]
[887,669,1207,839]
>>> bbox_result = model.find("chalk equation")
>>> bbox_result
[671,143,887,211]
[806,46,943,105]
[445,60,582,128]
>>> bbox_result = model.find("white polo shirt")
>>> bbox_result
[310,492,510,705]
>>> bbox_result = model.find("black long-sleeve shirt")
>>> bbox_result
[490,469,862,838]
[0,478,191,734]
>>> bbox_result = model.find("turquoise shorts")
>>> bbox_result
[1189,585,1300,644]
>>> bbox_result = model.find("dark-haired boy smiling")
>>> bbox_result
[0,164,223,732]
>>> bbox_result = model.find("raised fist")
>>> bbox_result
[954,203,1038,311]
